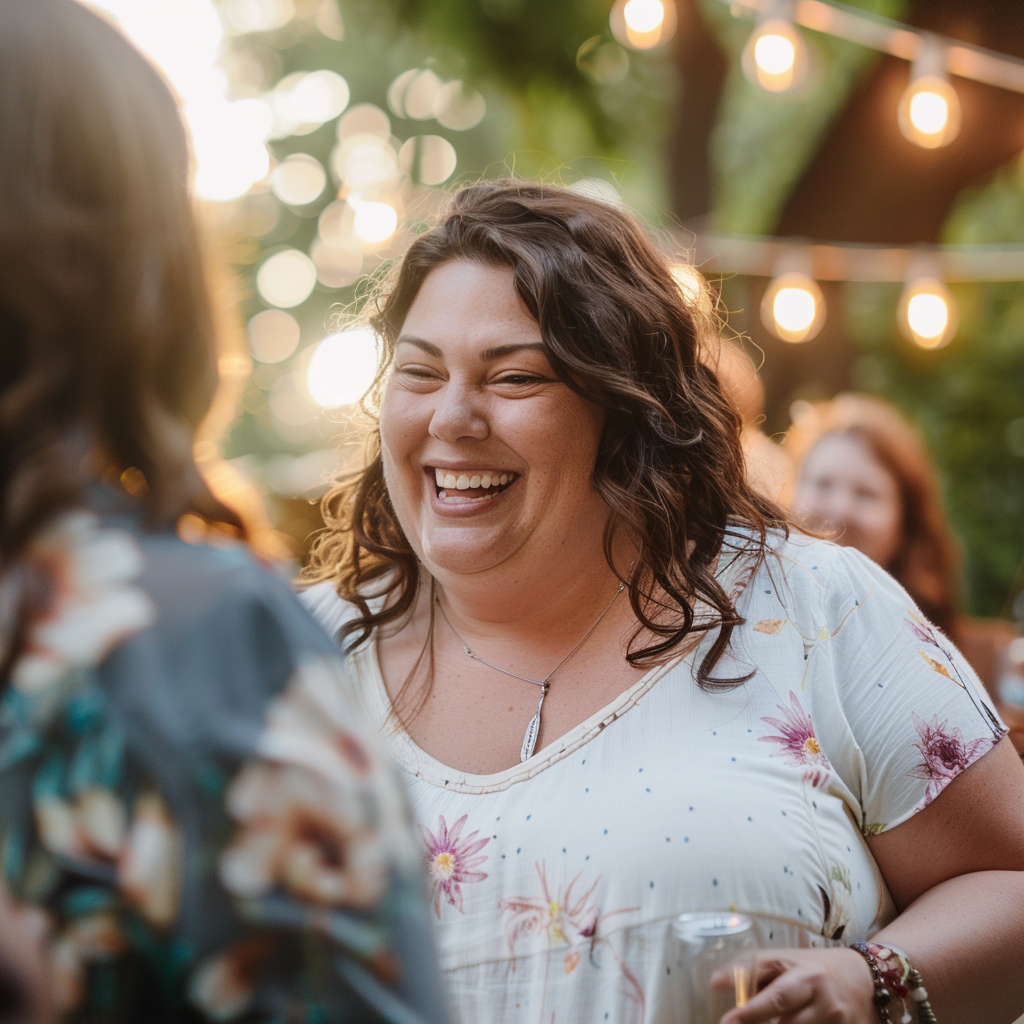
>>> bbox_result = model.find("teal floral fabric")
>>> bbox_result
[0,492,448,1024]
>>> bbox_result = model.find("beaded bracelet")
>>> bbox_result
[849,942,938,1024]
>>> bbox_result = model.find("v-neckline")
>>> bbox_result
[351,540,756,794]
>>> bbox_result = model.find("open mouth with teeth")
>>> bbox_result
[429,467,519,504]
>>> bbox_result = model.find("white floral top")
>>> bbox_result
[303,531,1007,1024]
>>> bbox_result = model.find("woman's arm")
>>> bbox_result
[867,737,1024,1023]
[722,738,1024,1024]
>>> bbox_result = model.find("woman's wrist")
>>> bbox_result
[849,942,937,1024]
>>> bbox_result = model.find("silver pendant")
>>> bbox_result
[520,685,548,762]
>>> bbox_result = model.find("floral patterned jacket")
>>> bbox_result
[0,493,448,1024]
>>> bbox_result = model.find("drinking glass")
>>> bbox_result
[668,912,846,1023]
[671,912,758,1024]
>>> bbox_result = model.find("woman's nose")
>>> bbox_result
[428,380,489,443]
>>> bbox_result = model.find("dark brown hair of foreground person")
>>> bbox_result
[788,394,959,636]
[0,0,239,676]
[301,181,790,691]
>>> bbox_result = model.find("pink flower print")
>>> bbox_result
[420,814,489,917]
[759,691,831,786]
[904,610,941,649]
[499,862,601,960]
[908,712,992,806]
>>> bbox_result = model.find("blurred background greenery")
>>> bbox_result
[90,0,1024,617]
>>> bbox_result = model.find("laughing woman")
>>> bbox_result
[301,182,1024,1024]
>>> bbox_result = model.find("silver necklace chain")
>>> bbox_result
[435,582,625,762]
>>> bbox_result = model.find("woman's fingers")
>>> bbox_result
[719,967,815,1024]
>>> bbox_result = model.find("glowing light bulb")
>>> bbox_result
[755,33,795,77]
[352,201,398,245]
[897,37,961,149]
[898,74,961,149]
[898,277,957,349]
[610,0,676,51]
[742,19,807,93]
[306,327,380,408]
[909,90,949,135]
[761,272,824,343]
[623,0,665,34]
[773,288,815,333]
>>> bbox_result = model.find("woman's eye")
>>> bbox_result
[397,366,439,379]
[493,373,546,386]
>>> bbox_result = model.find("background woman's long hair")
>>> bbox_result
[787,393,960,635]
[0,0,240,676]
[301,181,789,697]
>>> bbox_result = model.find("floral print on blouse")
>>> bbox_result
[0,495,448,1024]
[303,530,1007,1024]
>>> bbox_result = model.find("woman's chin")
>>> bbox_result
[418,525,518,578]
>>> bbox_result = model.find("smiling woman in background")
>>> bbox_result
[787,393,1019,708]
[0,1,448,1020]
[301,181,1024,1024]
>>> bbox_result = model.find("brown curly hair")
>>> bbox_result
[301,180,789,692]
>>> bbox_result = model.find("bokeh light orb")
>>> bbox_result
[337,103,391,141]
[248,309,301,363]
[291,70,350,123]
[742,19,808,93]
[331,134,400,191]
[399,135,458,186]
[623,0,665,34]
[219,0,295,35]
[353,201,399,245]
[306,328,380,408]
[760,272,825,343]
[897,75,961,148]
[256,249,318,308]
[433,81,487,130]
[311,240,364,288]
[898,276,958,349]
[272,153,327,206]
[388,68,443,120]
[610,0,676,50]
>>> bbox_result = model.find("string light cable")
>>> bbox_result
[681,229,1024,348]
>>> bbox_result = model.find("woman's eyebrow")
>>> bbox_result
[395,335,443,357]
[479,342,547,361]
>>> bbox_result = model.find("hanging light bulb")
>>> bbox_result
[898,264,958,349]
[609,0,677,52]
[897,34,961,149]
[761,252,824,343]
[741,2,808,93]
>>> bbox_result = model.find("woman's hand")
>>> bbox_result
[719,947,877,1024]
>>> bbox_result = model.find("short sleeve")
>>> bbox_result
[818,546,1007,835]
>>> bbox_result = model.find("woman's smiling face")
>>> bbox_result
[379,260,608,580]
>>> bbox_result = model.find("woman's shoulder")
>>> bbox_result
[737,528,906,622]
[297,579,359,645]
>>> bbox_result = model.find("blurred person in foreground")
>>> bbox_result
[299,181,1024,1024]
[787,394,1019,710]
[0,886,49,1024]
[0,1,448,1021]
